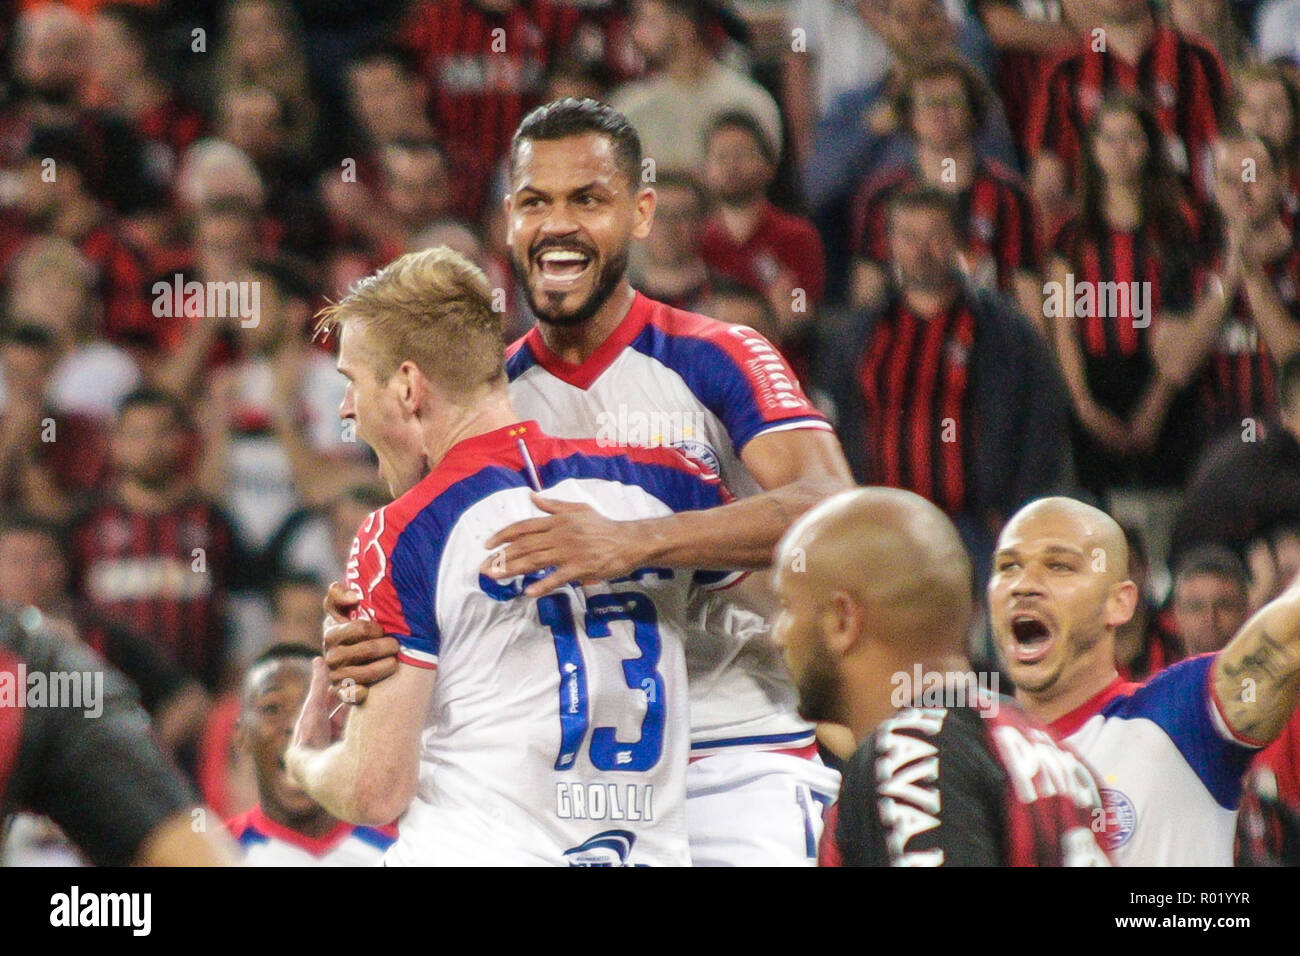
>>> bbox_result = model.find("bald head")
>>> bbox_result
[777,487,973,652]
[1001,497,1128,585]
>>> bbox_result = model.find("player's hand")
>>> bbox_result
[321,582,399,704]
[291,658,340,755]
[481,493,649,598]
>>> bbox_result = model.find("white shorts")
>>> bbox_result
[685,750,841,866]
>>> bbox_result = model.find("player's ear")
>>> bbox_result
[823,590,861,658]
[631,183,656,241]
[1104,579,1139,631]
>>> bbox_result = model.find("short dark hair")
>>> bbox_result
[705,110,778,166]
[25,125,90,180]
[117,387,190,429]
[510,98,642,187]
[348,37,421,78]
[1174,545,1249,596]
[243,643,318,702]
[650,168,708,214]
[887,185,961,233]
[896,56,990,132]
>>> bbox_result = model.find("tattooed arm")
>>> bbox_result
[1214,581,1300,744]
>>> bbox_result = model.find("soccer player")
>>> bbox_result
[227,644,395,865]
[322,98,852,866]
[989,495,1300,865]
[772,487,1110,866]
[0,609,236,865]
[287,246,736,865]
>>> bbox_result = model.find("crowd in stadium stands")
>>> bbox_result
[0,0,1297,864]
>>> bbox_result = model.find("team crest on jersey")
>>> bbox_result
[1098,788,1137,850]
[671,439,721,478]
[1154,81,1176,109]
[563,830,643,867]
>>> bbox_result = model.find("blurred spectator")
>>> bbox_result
[212,0,318,161]
[1,3,152,214]
[189,270,372,559]
[10,124,156,346]
[1046,94,1203,496]
[971,0,1078,154]
[269,572,326,650]
[214,83,329,261]
[323,138,453,272]
[1170,353,1300,562]
[1152,130,1300,442]
[0,323,109,522]
[802,0,1018,300]
[610,0,782,174]
[68,388,238,690]
[1026,0,1230,205]
[0,514,209,755]
[267,483,390,587]
[818,188,1072,572]
[1170,0,1251,71]
[781,0,892,168]
[1234,62,1300,221]
[701,111,825,341]
[849,57,1039,326]
[398,0,589,220]
[1169,544,1251,655]
[1113,521,1185,680]
[634,168,714,312]
[5,235,142,420]
[226,644,396,864]
[86,3,205,188]
[701,277,781,342]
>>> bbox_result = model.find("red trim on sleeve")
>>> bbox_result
[1207,652,1271,748]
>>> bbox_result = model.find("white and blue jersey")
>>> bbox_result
[345,421,737,866]
[1053,654,1260,866]
[506,291,833,755]
[226,806,395,866]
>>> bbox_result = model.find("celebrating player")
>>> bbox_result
[772,487,1110,866]
[990,496,1300,865]
[322,98,851,865]
[227,644,396,865]
[287,246,740,865]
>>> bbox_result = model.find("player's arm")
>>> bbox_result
[485,429,853,598]
[1214,576,1300,745]
[287,657,432,826]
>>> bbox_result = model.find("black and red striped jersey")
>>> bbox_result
[68,494,236,690]
[398,0,588,219]
[1027,24,1229,200]
[1195,239,1300,435]
[820,697,1112,866]
[852,158,1038,294]
[855,300,976,514]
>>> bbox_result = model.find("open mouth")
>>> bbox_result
[1009,612,1054,664]
[534,247,593,286]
